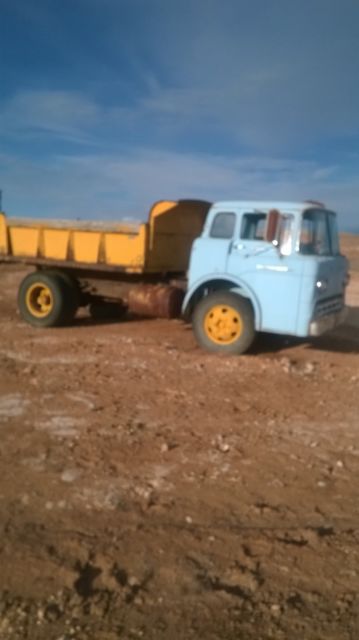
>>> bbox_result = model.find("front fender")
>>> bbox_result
[182,274,262,329]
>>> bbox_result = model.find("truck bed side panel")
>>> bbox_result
[0,213,9,254]
[0,199,210,275]
[0,213,148,273]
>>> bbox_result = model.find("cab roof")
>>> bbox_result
[211,200,327,212]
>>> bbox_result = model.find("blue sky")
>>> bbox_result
[1,0,359,230]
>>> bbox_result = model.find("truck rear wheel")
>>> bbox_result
[18,272,74,328]
[192,291,255,355]
[43,270,80,324]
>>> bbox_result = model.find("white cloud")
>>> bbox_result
[1,148,357,230]
[0,90,100,143]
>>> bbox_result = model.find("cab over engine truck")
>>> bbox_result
[0,199,349,355]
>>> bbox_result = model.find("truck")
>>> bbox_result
[0,199,350,355]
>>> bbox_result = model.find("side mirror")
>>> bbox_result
[265,209,280,243]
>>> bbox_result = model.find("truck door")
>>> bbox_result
[226,212,304,334]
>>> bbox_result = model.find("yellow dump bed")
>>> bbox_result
[0,200,210,274]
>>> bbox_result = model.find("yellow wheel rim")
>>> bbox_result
[25,283,54,318]
[204,304,243,345]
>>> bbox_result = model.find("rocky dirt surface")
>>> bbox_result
[0,235,358,639]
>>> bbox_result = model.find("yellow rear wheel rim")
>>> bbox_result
[25,283,54,318]
[204,304,243,345]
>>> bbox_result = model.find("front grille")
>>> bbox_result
[314,295,344,318]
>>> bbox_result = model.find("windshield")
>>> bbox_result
[299,209,339,256]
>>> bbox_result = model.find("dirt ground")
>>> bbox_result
[0,235,358,640]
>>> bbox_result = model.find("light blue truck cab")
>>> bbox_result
[183,201,350,354]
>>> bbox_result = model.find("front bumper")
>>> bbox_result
[309,307,348,337]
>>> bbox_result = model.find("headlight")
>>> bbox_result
[316,279,328,291]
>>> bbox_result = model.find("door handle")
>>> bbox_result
[232,241,245,251]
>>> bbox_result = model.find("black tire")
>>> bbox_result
[18,272,72,328]
[43,270,80,323]
[192,291,255,355]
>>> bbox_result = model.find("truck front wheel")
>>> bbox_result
[18,272,74,328]
[192,291,255,355]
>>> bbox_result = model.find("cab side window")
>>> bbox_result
[241,213,267,240]
[210,212,236,239]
